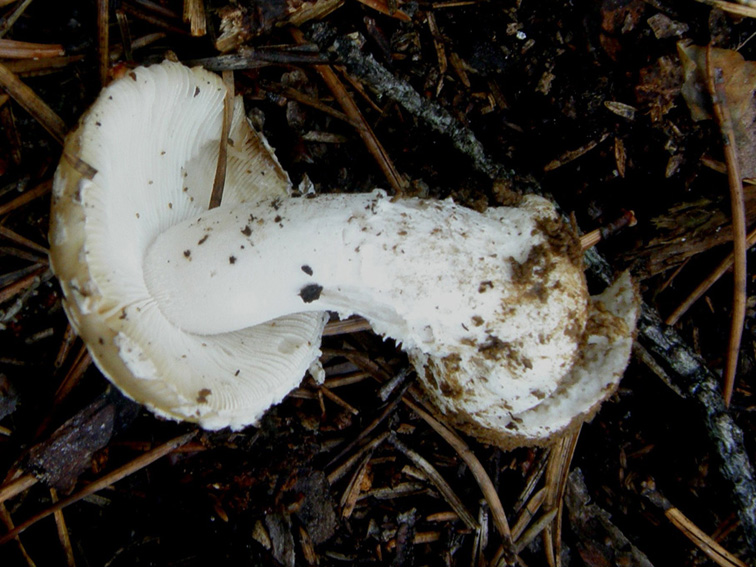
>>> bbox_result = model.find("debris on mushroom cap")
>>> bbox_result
[49,61,327,429]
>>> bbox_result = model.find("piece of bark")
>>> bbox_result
[585,247,756,561]
[23,389,140,491]
[565,468,655,567]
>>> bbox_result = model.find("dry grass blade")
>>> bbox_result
[208,70,234,209]
[0,503,35,567]
[0,264,47,304]
[319,385,359,415]
[0,225,48,255]
[402,396,513,546]
[3,56,86,77]
[666,507,748,567]
[511,487,547,542]
[511,449,550,515]
[705,45,748,407]
[694,0,756,18]
[0,474,37,505]
[290,27,406,195]
[666,225,756,326]
[0,62,66,144]
[50,488,76,567]
[0,39,64,59]
[327,370,409,466]
[328,431,389,484]
[645,480,748,567]
[388,433,478,531]
[261,81,356,126]
[0,179,52,216]
[97,0,109,86]
[542,427,581,567]
[340,451,372,518]
[515,508,559,555]
[0,430,197,545]
[0,0,34,38]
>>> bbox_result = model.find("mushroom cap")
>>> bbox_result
[49,61,327,429]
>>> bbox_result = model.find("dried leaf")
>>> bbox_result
[678,42,756,178]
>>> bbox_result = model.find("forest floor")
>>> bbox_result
[1,1,756,566]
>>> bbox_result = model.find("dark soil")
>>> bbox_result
[1,1,755,566]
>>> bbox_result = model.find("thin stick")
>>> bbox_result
[0,61,66,144]
[290,27,406,195]
[0,431,197,546]
[208,70,233,209]
[402,396,513,548]
[706,46,747,407]
[97,0,109,86]
[579,210,637,250]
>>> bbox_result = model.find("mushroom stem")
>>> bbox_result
[146,190,584,340]
[144,190,592,426]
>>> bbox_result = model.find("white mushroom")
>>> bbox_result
[50,61,639,447]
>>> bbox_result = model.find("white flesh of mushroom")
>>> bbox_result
[143,189,638,445]
[50,61,639,446]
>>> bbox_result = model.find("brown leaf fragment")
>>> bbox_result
[23,391,139,491]
[565,468,655,567]
[678,42,756,178]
